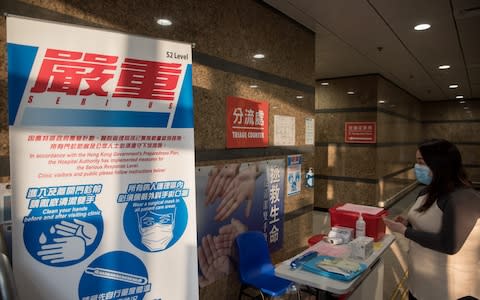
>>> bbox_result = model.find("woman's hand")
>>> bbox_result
[394,215,408,226]
[383,217,407,235]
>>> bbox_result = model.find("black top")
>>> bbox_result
[405,187,480,255]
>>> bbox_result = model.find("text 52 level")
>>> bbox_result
[166,51,189,60]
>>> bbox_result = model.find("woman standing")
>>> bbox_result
[384,139,480,300]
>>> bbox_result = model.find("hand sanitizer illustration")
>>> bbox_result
[306,168,314,188]
[138,208,176,251]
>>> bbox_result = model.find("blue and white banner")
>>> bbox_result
[7,16,198,300]
[195,159,285,287]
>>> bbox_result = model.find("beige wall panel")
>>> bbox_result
[458,145,480,165]
[315,145,376,178]
[272,213,312,262]
[380,176,416,203]
[422,100,480,184]
[313,146,328,176]
[376,113,422,143]
[377,77,421,119]
[423,123,480,142]
[314,179,377,208]
[315,76,377,109]
[284,186,314,213]
[198,273,240,300]
[466,167,480,183]
[422,100,479,121]
[377,146,417,177]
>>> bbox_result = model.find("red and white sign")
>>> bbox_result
[345,122,376,143]
[7,16,197,300]
[226,96,269,148]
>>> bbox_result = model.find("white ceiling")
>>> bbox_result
[264,0,480,101]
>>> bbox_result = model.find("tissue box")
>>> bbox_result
[329,203,388,241]
[350,236,374,260]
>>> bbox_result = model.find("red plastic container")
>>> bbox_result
[307,233,326,246]
[329,204,388,241]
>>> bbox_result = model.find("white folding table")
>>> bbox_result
[275,234,395,299]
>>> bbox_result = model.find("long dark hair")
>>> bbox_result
[417,139,471,212]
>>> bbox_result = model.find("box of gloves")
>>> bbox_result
[350,236,374,260]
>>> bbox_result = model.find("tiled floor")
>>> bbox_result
[311,186,424,300]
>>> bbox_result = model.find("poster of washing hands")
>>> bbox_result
[195,159,285,287]
[7,16,198,300]
[287,154,302,195]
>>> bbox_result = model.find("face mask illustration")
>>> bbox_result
[138,209,175,251]
[414,163,433,185]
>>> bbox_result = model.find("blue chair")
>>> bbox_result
[235,231,300,300]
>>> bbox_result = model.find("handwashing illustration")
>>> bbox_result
[137,209,176,251]
[36,219,98,264]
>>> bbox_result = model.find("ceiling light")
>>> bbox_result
[249,85,258,88]
[438,65,451,70]
[378,100,386,104]
[253,53,265,59]
[296,95,304,99]
[157,19,172,26]
[459,100,466,104]
[320,82,329,86]
[449,84,459,89]
[347,91,355,95]
[456,95,464,99]
[414,23,431,31]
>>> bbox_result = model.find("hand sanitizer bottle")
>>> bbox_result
[356,213,366,238]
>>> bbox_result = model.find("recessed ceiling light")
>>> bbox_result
[157,19,172,26]
[347,91,355,95]
[249,85,258,88]
[253,53,265,59]
[456,95,464,99]
[378,100,386,104]
[320,82,329,86]
[414,23,431,31]
[438,65,451,70]
[296,95,304,99]
[459,100,466,104]
[449,84,459,89]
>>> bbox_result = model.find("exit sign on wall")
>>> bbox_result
[344,122,376,144]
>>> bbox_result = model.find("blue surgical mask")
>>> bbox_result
[414,163,432,185]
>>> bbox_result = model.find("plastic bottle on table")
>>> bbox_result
[356,213,366,238]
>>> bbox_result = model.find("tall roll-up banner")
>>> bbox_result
[7,16,198,300]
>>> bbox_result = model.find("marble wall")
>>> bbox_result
[314,75,421,208]
[315,75,378,207]
[0,0,316,299]
[314,74,479,209]
[422,99,480,184]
